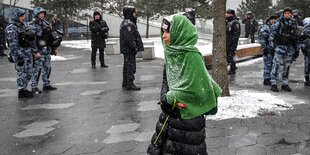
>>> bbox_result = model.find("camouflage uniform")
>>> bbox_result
[5,8,35,98]
[258,21,274,84]
[30,7,56,91]
[302,18,310,86]
[269,10,298,91]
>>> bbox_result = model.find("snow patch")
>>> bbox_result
[207,90,293,120]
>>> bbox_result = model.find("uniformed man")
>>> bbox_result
[89,11,109,68]
[226,8,241,75]
[258,15,277,85]
[119,5,144,90]
[242,11,258,43]
[5,8,36,98]
[269,7,298,92]
[301,17,310,86]
[30,7,57,94]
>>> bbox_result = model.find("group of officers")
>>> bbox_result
[5,7,60,98]
[89,5,144,91]
[226,7,310,92]
[5,5,144,99]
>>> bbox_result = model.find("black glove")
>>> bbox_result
[263,48,269,56]
[16,57,24,67]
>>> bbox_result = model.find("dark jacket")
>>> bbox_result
[227,16,241,51]
[242,16,258,34]
[119,7,143,55]
[89,12,109,48]
[147,66,207,155]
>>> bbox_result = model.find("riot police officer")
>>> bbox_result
[5,8,35,98]
[30,7,57,94]
[258,15,277,85]
[120,5,144,91]
[89,11,109,69]
[226,8,241,75]
[269,7,298,92]
[301,18,310,86]
[242,11,258,43]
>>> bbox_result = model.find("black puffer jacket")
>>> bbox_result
[119,6,144,55]
[147,66,207,155]
[89,12,109,48]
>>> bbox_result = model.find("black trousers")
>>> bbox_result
[245,32,255,43]
[122,54,136,87]
[226,44,237,71]
[91,45,105,66]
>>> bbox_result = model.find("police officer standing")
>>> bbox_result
[5,8,35,98]
[120,5,144,91]
[31,7,57,94]
[226,8,241,75]
[292,9,304,61]
[89,11,109,69]
[242,11,258,43]
[269,7,298,92]
[258,15,277,85]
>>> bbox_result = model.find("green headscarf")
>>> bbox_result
[162,14,222,119]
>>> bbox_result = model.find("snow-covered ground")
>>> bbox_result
[60,39,304,120]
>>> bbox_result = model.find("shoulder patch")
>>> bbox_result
[236,23,240,29]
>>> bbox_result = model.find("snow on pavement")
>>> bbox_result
[207,90,300,120]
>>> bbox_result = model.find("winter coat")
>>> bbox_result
[147,67,207,155]
[119,7,144,55]
[5,8,34,62]
[226,16,241,52]
[258,20,274,57]
[89,12,109,48]
[242,17,258,34]
[147,14,221,155]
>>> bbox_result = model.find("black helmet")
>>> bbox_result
[292,9,300,15]
[275,9,283,18]
[226,8,235,15]
[268,15,277,20]
[123,5,136,19]
[283,7,293,14]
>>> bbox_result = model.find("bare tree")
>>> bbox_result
[212,0,230,96]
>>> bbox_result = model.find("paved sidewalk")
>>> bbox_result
[0,46,309,155]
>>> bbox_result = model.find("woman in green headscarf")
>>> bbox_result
[147,14,222,155]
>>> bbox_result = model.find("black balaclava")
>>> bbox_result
[123,5,137,25]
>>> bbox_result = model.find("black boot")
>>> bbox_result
[263,79,271,85]
[271,85,279,92]
[228,69,236,75]
[305,76,310,86]
[32,87,42,95]
[281,85,292,92]
[43,85,57,91]
[228,63,237,75]
[125,83,141,91]
[101,63,108,68]
[18,89,34,98]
